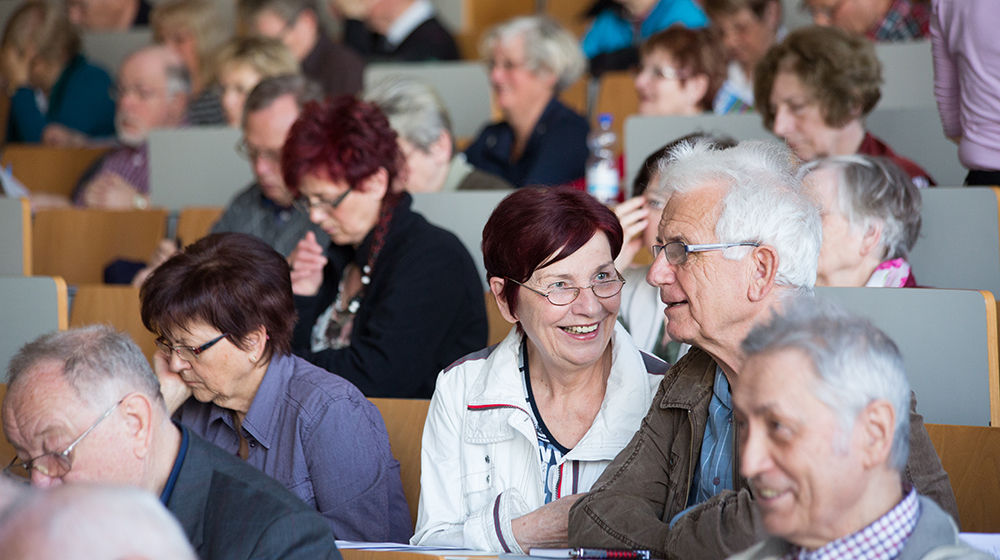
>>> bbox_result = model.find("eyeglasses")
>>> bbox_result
[507,272,626,306]
[292,190,351,214]
[236,139,281,166]
[652,241,760,266]
[155,332,229,362]
[486,58,528,73]
[109,84,168,102]
[4,398,125,481]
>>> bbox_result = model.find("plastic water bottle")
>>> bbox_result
[586,113,619,204]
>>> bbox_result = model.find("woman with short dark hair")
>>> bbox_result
[754,26,934,186]
[283,96,487,399]
[634,25,728,116]
[141,231,412,542]
[412,187,664,552]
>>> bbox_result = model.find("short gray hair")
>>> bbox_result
[480,16,585,92]
[6,325,163,413]
[0,485,196,560]
[800,155,922,261]
[657,139,821,295]
[742,297,911,471]
[242,73,322,128]
[364,77,453,152]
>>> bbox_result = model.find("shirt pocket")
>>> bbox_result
[462,443,496,513]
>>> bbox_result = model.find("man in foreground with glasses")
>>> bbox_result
[569,140,957,558]
[211,74,330,257]
[1,325,340,560]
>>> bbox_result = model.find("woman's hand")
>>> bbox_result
[289,231,328,296]
[152,349,193,415]
[614,195,651,270]
[511,493,584,551]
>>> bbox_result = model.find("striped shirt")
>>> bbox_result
[867,0,930,41]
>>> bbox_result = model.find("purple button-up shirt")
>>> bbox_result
[175,352,413,543]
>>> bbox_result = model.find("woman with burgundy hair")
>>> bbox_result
[282,96,487,399]
[411,187,665,552]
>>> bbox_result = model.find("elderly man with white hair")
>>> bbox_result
[729,299,985,560]
[568,140,957,559]
[0,484,197,560]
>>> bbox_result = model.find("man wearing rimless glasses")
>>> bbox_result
[1,325,340,560]
[569,140,957,558]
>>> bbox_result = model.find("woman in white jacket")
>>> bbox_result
[411,187,665,552]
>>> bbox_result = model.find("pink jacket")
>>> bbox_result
[931,0,1000,171]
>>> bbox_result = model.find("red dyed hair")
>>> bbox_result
[281,95,405,195]
[483,187,624,316]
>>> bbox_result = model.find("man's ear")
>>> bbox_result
[747,244,779,302]
[489,277,518,324]
[121,392,155,460]
[858,399,896,469]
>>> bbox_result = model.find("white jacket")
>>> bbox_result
[411,322,665,552]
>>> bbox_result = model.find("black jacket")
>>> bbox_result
[293,193,487,398]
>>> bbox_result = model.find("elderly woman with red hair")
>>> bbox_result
[411,187,665,552]
[283,96,487,399]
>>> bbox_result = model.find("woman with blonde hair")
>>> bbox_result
[1,1,115,143]
[215,36,298,126]
[152,0,228,124]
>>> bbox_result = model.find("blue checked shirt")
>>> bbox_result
[670,366,735,527]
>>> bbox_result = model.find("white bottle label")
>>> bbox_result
[587,161,619,203]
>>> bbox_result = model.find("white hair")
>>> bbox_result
[742,297,911,470]
[800,154,922,261]
[657,139,821,295]
[0,484,197,560]
[364,76,453,152]
[480,16,585,92]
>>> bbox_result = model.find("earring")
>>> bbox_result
[249,355,257,363]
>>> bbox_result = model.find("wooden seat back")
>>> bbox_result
[0,384,15,465]
[177,206,225,247]
[0,144,110,197]
[70,285,156,360]
[368,398,431,529]
[926,423,1000,532]
[33,209,169,285]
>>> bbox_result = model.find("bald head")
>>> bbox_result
[115,46,190,145]
[0,484,196,560]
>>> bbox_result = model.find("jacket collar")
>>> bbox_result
[658,346,717,410]
[465,322,657,457]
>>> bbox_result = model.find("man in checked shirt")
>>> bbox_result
[727,299,985,560]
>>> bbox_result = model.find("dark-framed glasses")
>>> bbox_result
[235,139,281,165]
[652,241,760,266]
[155,332,229,361]
[507,272,626,306]
[292,189,351,214]
[4,398,125,481]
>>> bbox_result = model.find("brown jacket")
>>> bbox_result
[568,347,959,560]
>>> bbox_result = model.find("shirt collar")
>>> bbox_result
[240,354,297,450]
[159,422,190,505]
[384,0,434,46]
[785,486,920,560]
[712,365,732,411]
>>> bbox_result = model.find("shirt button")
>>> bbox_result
[485,455,490,464]
[486,475,491,484]
[713,477,720,485]
[249,441,256,448]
